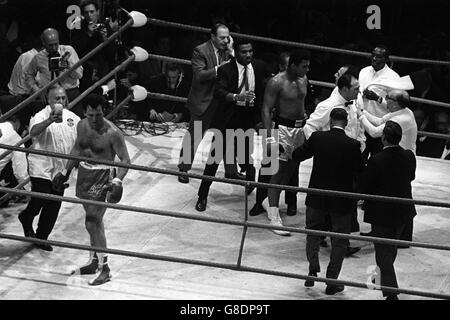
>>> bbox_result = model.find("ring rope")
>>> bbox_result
[1,142,450,210]
[0,230,447,300]
[146,17,450,66]
[0,187,448,300]
[0,186,449,251]
[145,90,450,141]
[0,18,135,123]
[147,53,450,110]
[0,94,133,205]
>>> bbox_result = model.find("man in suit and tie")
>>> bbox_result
[358,121,417,300]
[195,38,266,211]
[294,108,364,295]
[177,23,240,183]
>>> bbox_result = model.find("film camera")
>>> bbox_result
[48,51,71,73]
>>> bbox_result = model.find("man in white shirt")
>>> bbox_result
[359,90,417,154]
[18,85,80,251]
[0,115,30,207]
[24,28,83,115]
[304,73,365,151]
[357,45,400,158]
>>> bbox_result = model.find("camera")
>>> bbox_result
[48,53,61,72]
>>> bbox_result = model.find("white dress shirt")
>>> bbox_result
[357,64,400,118]
[28,105,80,180]
[304,87,366,151]
[0,122,30,190]
[361,107,417,153]
[235,60,255,107]
[8,48,39,96]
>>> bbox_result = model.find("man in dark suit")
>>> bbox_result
[177,23,238,183]
[358,120,417,300]
[195,39,266,211]
[416,110,450,160]
[294,108,364,295]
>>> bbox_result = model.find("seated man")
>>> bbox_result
[147,63,190,123]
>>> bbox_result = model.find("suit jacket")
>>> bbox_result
[212,58,266,131]
[185,40,230,117]
[301,128,364,214]
[358,146,417,227]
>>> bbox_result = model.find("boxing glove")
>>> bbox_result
[106,178,123,204]
[52,172,69,193]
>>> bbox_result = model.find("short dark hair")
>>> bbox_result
[211,23,228,36]
[337,74,354,90]
[374,45,390,60]
[80,0,99,10]
[383,120,402,145]
[233,38,252,51]
[330,108,348,121]
[288,49,311,66]
[83,93,108,111]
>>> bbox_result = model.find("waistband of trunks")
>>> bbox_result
[275,116,307,128]
[80,161,112,171]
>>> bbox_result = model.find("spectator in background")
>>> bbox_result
[71,0,116,104]
[147,63,190,123]
[24,28,83,114]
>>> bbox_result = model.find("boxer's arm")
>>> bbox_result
[111,130,130,181]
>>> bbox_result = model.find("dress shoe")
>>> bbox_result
[325,284,345,295]
[386,295,399,300]
[18,214,35,238]
[249,202,265,216]
[304,272,317,287]
[286,204,297,216]
[345,246,361,257]
[195,198,207,212]
[360,231,373,237]
[35,243,53,252]
[225,172,246,180]
[178,170,189,183]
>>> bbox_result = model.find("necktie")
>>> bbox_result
[218,50,226,65]
[238,65,250,107]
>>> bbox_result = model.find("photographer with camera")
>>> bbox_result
[24,28,83,114]
[71,0,117,102]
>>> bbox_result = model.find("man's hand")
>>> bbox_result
[363,89,380,101]
[52,172,69,193]
[149,109,158,121]
[235,91,256,103]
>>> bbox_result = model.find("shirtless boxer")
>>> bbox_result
[262,49,311,236]
[53,93,131,285]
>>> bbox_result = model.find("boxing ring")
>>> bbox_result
[0,9,449,300]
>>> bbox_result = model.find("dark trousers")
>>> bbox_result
[0,161,18,207]
[399,217,413,242]
[362,133,383,163]
[198,130,254,199]
[305,206,351,280]
[178,101,219,172]
[19,177,65,240]
[255,161,298,206]
[372,223,405,297]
